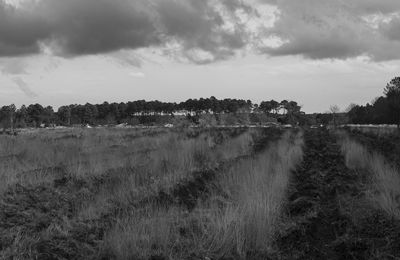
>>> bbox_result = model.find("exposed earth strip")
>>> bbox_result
[275,129,400,259]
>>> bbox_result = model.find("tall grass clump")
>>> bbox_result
[196,131,304,258]
[102,131,303,259]
[215,130,256,161]
[103,204,185,260]
[339,135,400,219]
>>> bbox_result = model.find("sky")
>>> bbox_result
[0,0,400,113]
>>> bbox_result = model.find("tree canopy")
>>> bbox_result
[348,77,400,127]
[0,97,304,128]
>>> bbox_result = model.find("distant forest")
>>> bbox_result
[2,77,398,130]
[348,77,400,127]
[0,97,305,129]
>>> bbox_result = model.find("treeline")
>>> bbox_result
[348,77,400,126]
[0,97,304,128]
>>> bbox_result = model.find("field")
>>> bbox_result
[1,126,400,259]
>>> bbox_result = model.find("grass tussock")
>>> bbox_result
[340,135,400,219]
[197,131,304,258]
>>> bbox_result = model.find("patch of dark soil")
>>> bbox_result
[183,128,249,145]
[135,128,284,213]
[252,127,285,154]
[145,128,282,211]
[54,133,83,141]
[274,129,400,260]
[139,168,217,211]
[0,185,105,259]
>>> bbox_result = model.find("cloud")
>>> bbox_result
[0,58,27,74]
[0,1,49,56]
[129,71,145,78]
[107,50,143,68]
[381,16,400,41]
[1,0,400,62]
[12,77,37,98]
[349,0,400,14]
[258,0,400,61]
[0,0,255,62]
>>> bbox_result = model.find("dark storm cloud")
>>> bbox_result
[349,0,400,14]
[1,0,400,62]
[381,17,400,41]
[0,1,49,56]
[0,0,253,62]
[155,0,249,62]
[38,0,160,56]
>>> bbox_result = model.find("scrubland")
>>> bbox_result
[3,126,400,259]
[1,126,307,259]
[103,130,304,259]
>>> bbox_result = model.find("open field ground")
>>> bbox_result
[1,127,400,259]
[275,129,400,259]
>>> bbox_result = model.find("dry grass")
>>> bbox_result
[0,128,172,193]
[104,205,186,260]
[195,131,304,258]
[339,134,400,219]
[1,127,295,259]
[102,130,304,259]
[78,129,258,221]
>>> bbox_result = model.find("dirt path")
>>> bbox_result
[275,129,400,260]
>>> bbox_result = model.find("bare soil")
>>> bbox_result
[275,129,400,259]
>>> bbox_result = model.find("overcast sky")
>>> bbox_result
[1,0,399,113]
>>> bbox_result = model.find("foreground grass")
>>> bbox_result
[0,127,263,259]
[196,131,304,258]
[102,130,304,259]
[339,134,400,219]
[78,129,258,221]
[0,128,172,193]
